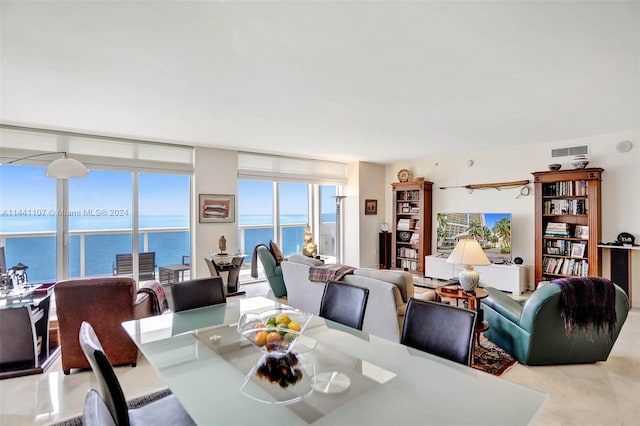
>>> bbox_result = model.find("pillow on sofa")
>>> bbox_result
[353,268,413,302]
[269,240,285,265]
[287,253,325,267]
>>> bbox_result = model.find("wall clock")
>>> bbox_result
[397,169,413,182]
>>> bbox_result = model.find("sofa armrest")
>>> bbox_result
[481,287,523,325]
[133,292,153,319]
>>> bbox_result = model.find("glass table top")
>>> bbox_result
[123,296,547,425]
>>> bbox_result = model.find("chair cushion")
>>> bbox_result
[128,394,195,426]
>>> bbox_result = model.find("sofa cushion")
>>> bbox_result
[287,253,325,267]
[269,240,285,265]
[353,268,414,302]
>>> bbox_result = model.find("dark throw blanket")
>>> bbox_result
[138,280,169,315]
[552,277,617,338]
[309,264,356,282]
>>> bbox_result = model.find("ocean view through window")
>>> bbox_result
[1,165,190,283]
[238,180,337,275]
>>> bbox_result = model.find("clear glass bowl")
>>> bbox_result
[237,308,313,356]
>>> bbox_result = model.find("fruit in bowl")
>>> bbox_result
[238,308,312,356]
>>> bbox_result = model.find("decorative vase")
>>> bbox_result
[571,155,589,169]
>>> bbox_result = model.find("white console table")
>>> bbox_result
[425,255,529,296]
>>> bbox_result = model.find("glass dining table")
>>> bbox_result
[122,296,547,425]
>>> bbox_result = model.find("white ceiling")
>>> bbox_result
[1,1,638,164]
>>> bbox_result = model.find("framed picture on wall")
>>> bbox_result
[199,194,235,223]
[365,199,378,215]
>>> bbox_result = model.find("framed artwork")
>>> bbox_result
[574,225,589,240]
[365,199,378,215]
[571,243,586,258]
[199,194,235,223]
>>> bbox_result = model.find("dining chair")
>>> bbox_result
[170,276,226,312]
[319,280,369,330]
[401,298,477,366]
[79,321,195,426]
[83,389,116,426]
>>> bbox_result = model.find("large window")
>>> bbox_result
[238,179,339,280]
[0,165,57,283]
[0,126,193,284]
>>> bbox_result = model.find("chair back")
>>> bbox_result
[79,321,130,426]
[319,280,369,330]
[170,277,226,312]
[401,298,477,366]
[255,245,287,297]
[115,252,156,281]
[83,389,117,426]
[55,277,147,374]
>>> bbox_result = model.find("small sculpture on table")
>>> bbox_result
[302,225,317,257]
[219,235,227,255]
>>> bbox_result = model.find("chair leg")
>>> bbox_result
[131,362,137,367]
[64,370,70,375]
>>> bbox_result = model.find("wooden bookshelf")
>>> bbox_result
[391,180,433,275]
[532,168,603,287]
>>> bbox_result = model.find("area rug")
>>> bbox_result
[473,336,517,376]
[51,388,173,426]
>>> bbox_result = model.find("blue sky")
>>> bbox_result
[0,165,189,215]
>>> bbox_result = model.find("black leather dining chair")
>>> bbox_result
[319,280,369,330]
[79,321,195,426]
[170,276,226,312]
[401,298,477,366]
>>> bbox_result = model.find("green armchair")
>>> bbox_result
[481,283,628,366]
[255,245,287,298]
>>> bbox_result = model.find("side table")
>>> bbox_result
[435,285,491,356]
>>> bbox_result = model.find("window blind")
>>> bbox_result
[0,126,194,173]
[238,152,347,184]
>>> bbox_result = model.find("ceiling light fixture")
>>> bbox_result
[2,151,89,178]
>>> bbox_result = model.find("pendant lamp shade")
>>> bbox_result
[45,154,89,178]
[2,151,89,179]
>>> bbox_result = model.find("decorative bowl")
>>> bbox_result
[571,155,589,169]
[548,163,561,171]
[238,308,313,356]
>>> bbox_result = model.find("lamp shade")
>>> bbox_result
[446,239,491,266]
[45,155,89,178]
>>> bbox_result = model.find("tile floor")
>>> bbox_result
[1,280,638,426]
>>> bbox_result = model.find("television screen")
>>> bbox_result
[436,213,512,263]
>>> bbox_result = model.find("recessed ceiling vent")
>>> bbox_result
[551,145,589,158]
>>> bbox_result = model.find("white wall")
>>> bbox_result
[385,131,640,306]
[358,162,387,268]
[193,147,238,279]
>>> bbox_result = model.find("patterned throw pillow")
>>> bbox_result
[269,240,285,265]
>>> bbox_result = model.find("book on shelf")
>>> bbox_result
[545,222,570,236]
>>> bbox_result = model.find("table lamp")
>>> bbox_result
[446,239,491,293]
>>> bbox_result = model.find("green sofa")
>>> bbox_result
[481,283,629,366]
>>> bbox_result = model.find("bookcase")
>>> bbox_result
[391,180,433,274]
[532,168,603,287]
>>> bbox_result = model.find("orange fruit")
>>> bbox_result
[266,331,282,343]
[255,331,268,346]
[255,323,266,329]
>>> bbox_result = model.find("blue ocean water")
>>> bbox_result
[2,214,335,283]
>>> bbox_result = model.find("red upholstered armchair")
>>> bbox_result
[54,277,153,374]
